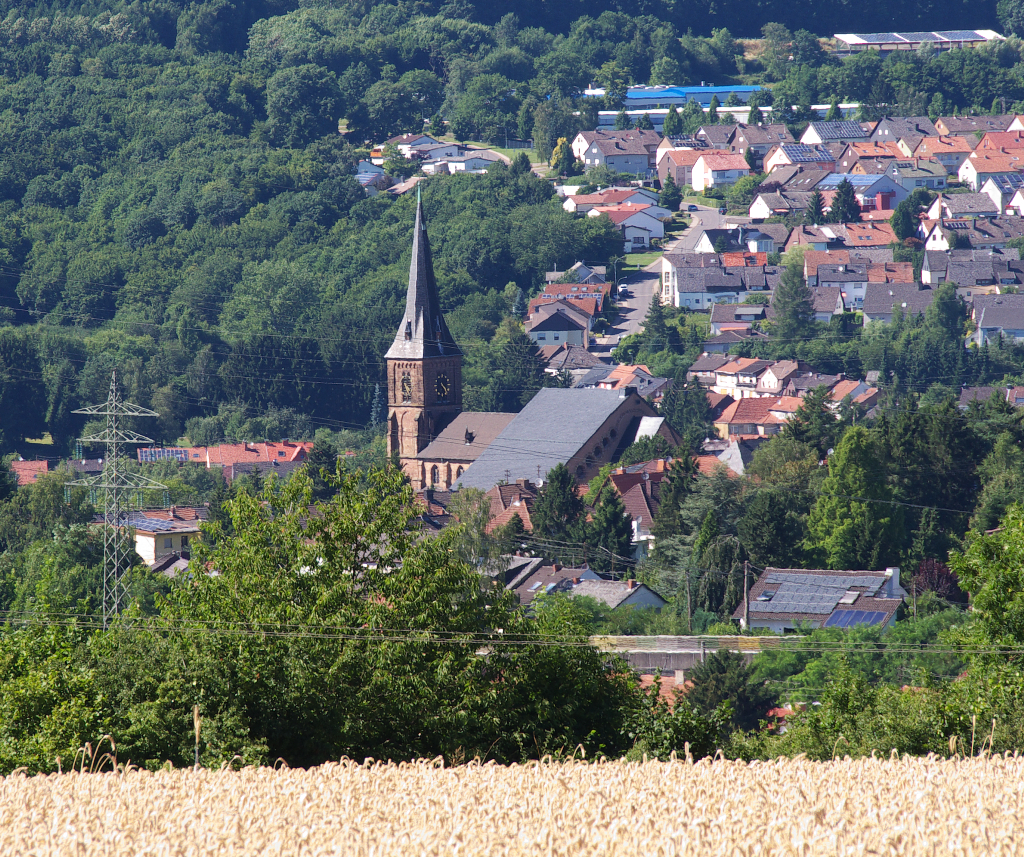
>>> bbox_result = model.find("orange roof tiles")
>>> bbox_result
[697,152,750,170]
[914,135,973,156]
[10,459,48,487]
[186,441,313,466]
[721,252,768,267]
[843,222,897,246]
[804,250,851,277]
[666,149,704,167]
[867,262,915,283]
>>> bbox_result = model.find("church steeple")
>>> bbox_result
[385,195,461,360]
[384,192,463,484]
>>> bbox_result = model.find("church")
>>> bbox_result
[385,196,680,492]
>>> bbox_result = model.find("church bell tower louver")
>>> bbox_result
[385,193,463,469]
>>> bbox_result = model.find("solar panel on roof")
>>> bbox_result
[936,30,984,41]
[823,609,889,629]
[901,32,941,41]
[858,33,906,44]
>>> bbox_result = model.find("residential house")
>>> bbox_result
[800,121,870,146]
[667,265,777,309]
[485,480,541,536]
[713,396,802,438]
[572,129,661,175]
[735,567,905,633]
[710,357,774,399]
[959,385,1024,408]
[708,302,766,335]
[971,293,1024,345]
[959,153,1024,190]
[884,159,948,192]
[784,221,898,252]
[691,152,751,191]
[658,149,703,187]
[729,123,794,168]
[974,130,1024,153]
[544,261,608,285]
[923,216,1024,251]
[572,578,668,610]
[926,193,1000,220]
[782,372,842,398]
[686,353,731,386]
[810,286,846,320]
[130,506,207,567]
[533,281,612,312]
[424,150,506,174]
[702,329,771,352]
[749,190,812,220]
[816,262,869,308]
[835,141,904,172]
[10,459,49,487]
[588,204,665,251]
[829,378,881,409]
[764,144,836,174]
[695,124,739,148]
[456,387,681,490]
[541,343,604,382]
[526,301,590,347]
[815,172,907,217]
[379,133,439,158]
[777,167,833,192]
[912,136,973,174]
[862,283,936,323]
[562,187,662,214]
[981,173,1024,213]
[655,134,710,165]
[506,562,604,608]
[870,116,938,153]
[755,360,811,395]
[154,441,313,475]
[934,115,1015,137]
[595,364,671,401]
[921,247,1021,284]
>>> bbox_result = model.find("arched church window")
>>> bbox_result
[431,465,439,485]
[405,321,412,341]
[456,466,464,478]
[401,373,412,403]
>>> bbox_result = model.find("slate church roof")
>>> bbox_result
[385,195,461,360]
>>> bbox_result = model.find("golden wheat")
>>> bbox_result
[1,755,1022,855]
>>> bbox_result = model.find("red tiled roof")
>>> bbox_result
[697,152,750,170]
[528,295,598,319]
[867,262,915,283]
[721,252,768,267]
[186,441,313,466]
[10,459,49,487]
[914,136,973,156]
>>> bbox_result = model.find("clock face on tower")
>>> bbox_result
[435,373,451,403]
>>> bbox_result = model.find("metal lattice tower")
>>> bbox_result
[69,371,166,627]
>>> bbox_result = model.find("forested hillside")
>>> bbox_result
[2,0,1024,455]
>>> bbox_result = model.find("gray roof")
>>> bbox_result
[688,353,731,373]
[817,263,868,283]
[974,294,1024,330]
[942,216,1024,246]
[871,116,938,142]
[735,123,794,146]
[545,344,604,371]
[416,411,516,463]
[936,193,998,216]
[810,286,843,313]
[529,306,587,332]
[959,386,998,407]
[697,125,737,146]
[456,387,659,491]
[385,198,461,360]
[862,283,936,318]
[570,579,666,609]
[807,121,868,141]
[780,169,832,191]
[937,115,1014,135]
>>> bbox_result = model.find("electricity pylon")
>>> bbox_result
[69,371,166,627]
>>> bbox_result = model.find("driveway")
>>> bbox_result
[592,271,659,354]
[664,204,754,253]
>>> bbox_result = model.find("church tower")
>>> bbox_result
[385,194,462,469]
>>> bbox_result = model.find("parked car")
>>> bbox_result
[687,204,699,211]
[618,287,630,298]
[718,206,727,214]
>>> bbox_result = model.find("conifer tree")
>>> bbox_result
[662,104,683,135]
[824,97,841,121]
[587,490,633,575]
[659,174,682,211]
[828,178,862,223]
[771,259,816,342]
[532,463,585,555]
[614,108,631,130]
[804,189,826,225]
[635,113,655,130]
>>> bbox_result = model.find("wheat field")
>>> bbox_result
[2,755,1023,856]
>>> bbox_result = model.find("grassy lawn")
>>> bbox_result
[620,250,662,272]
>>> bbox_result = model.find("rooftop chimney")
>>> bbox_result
[627,579,637,590]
